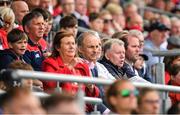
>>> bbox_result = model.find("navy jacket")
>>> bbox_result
[23,38,46,71]
[99,56,136,79]
[0,49,23,70]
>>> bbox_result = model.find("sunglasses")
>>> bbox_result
[104,19,113,23]
[0,1,11,6]
[144,99,160,104]
[117,89,139,97]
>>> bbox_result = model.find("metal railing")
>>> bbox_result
[10,70,180,93]
[140,6,180,18]
[2,69,180,113]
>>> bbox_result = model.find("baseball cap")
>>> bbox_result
[139,54,148,61]
[167,36,180,48]
[148,21,170,32]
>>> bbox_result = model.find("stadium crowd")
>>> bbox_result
[0,0,180,114]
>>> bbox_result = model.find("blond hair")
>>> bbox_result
[106,3,123,15]
[0,7,15,26]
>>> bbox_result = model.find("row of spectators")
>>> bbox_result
[0,0,180,114]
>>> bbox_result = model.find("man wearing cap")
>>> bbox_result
[167,36,180,49]
[144,21,170,82]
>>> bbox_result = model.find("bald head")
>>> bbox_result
[11,0,29,24]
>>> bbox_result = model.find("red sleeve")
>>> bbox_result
[42,58,71,91]
[42,61,58,91]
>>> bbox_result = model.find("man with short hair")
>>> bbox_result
[11,0,29,26]
[99,39,126,79]
[22,12,48,71]
[87,0,102,14]
[74,0,89,27]
[77,31,114,80]
[43,93,83,114]
[0,87,45,114]
[100,35,149,82]
[144,22,170,81]
[77,31,112,114]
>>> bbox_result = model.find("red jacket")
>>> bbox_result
[169,80,180,105]
[0,29,8,49]
[42,56,99,97]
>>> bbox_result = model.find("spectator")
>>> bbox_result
[144,22,170,81]
[25,0,40,11]
[106,3,125,30]
[87,0,102,14]
[53,0,75,31]
[134,54,150,81]
[167,102,180,114]
[136,88,160,114]
[159,15,171,29]
[77,31,114,113]
[74,0,89,27]
[153,0,166,11]
[89,13,104,33]
[122,32,140,76]
[128,30,144,52]
[22,11,48,71]
[11,0,29,30]
[77,31,114,80]
[168,64,180,105]
[42,31,99,112]
[126,14,143,31]
[170,17,180,37]
[106,80,138,114]
[164,55,180,84]
[59,15,78,37]
[39,0,52,12]
[99,39,126,79]
[0,7,15,49]
[167,36,180,50]
[52,0,62,18]
[165,0,175,12]
[0,0,11,7]
[31,8,53,43]
[0,87,45,114]
[120,31,150,82]
[123,3,138,19]
[43,93,83,114]
[0,29,28,70]
[6,60,43,91]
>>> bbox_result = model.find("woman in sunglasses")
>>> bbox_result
[106,80,138,114]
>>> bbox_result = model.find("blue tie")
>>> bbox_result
[91,66,98,77]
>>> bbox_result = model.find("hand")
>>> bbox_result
[43,51,51,58]
[68,57,83,69]
[112,20,122,31]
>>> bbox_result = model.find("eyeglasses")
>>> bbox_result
[117,89,139,97]
[144,99,160,104]
[104,19,113,24]
[0,1,11,6]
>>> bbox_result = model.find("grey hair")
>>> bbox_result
[77,30,100,47]
[103,39,124,54]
